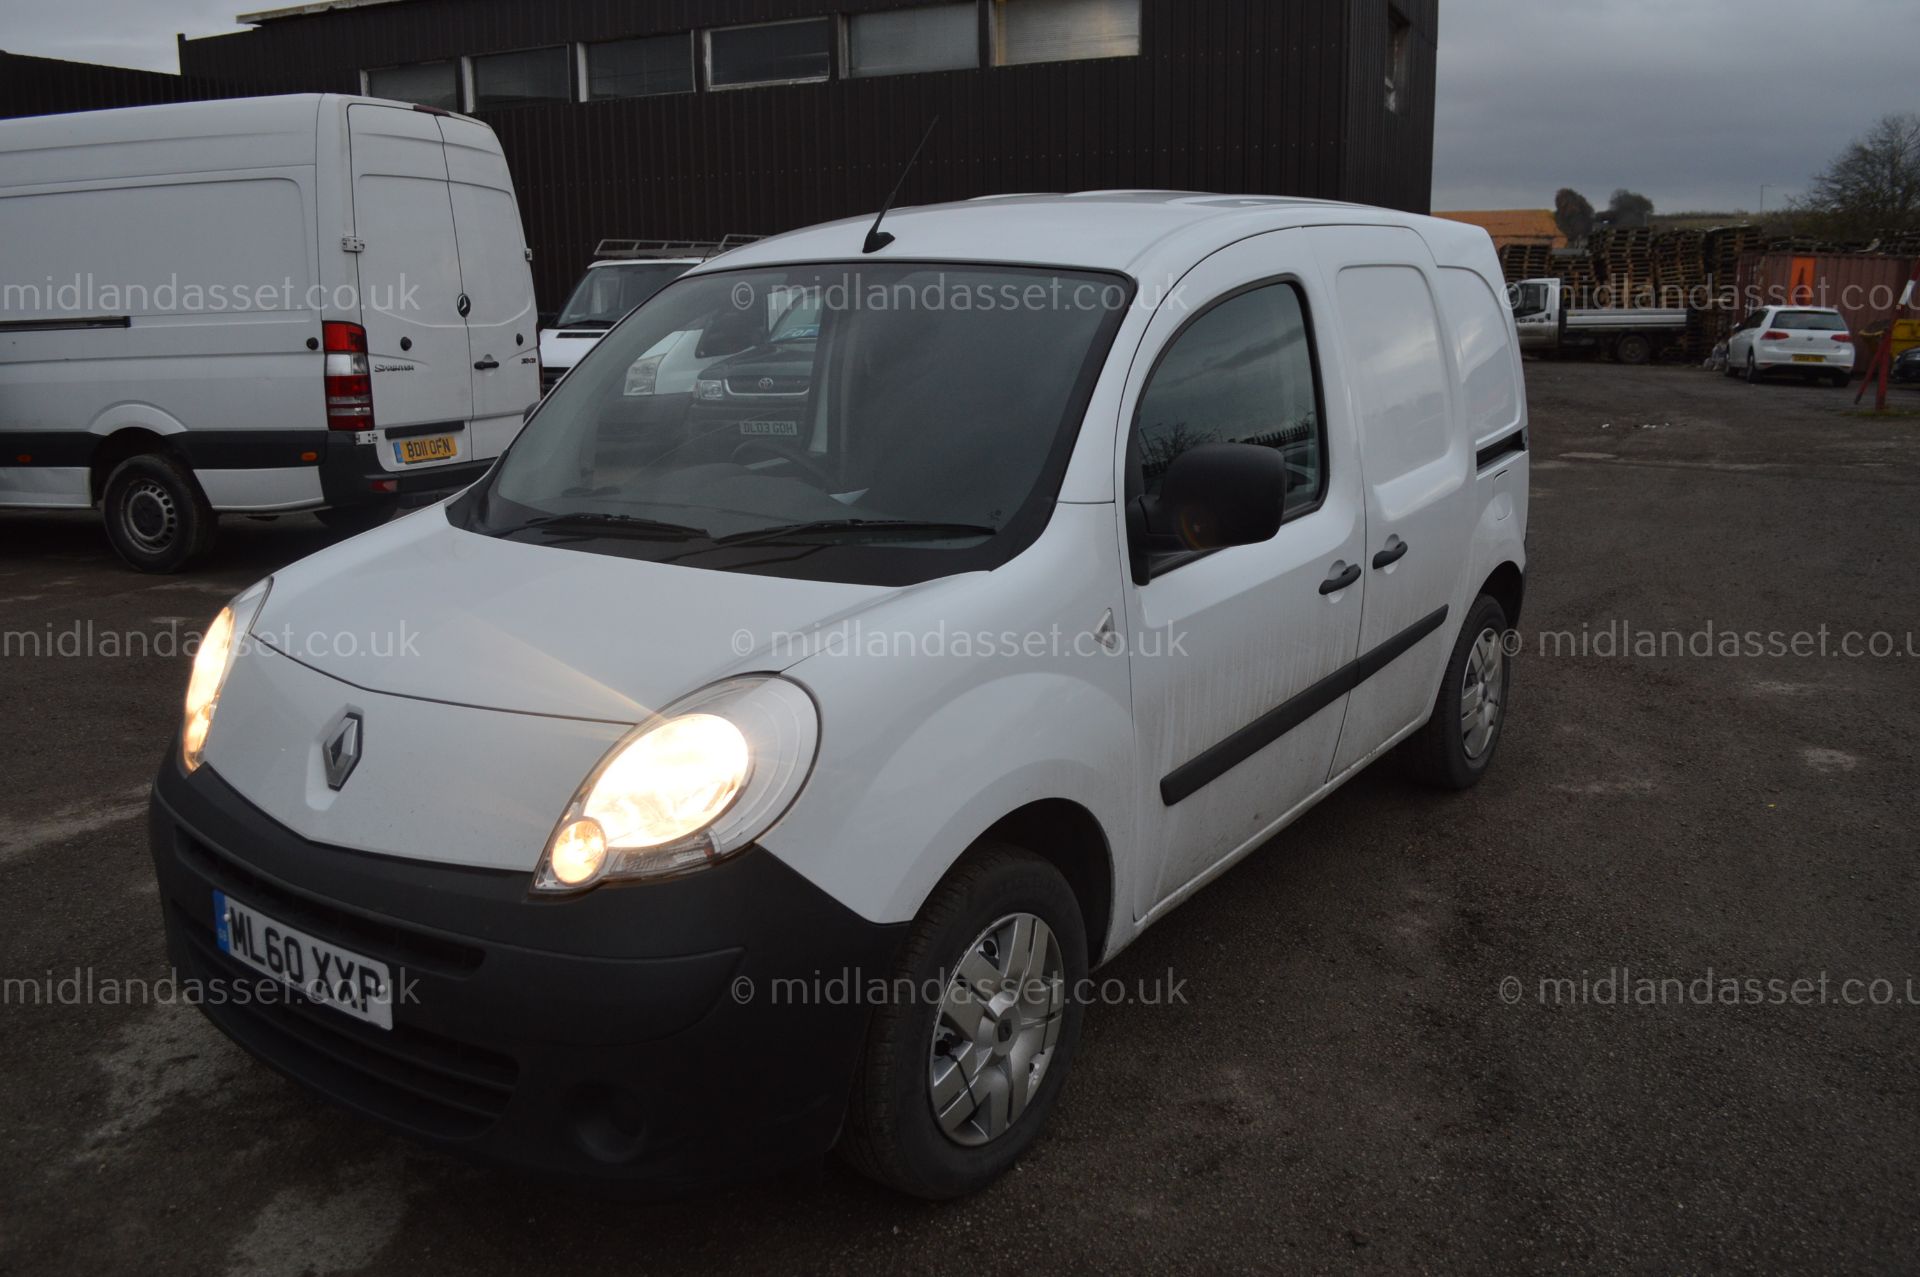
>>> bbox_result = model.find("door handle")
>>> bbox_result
[1319,562,1362,595]
[1372,538,1409,569]
[473,357,500,371]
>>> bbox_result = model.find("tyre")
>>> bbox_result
[1829,371,1850,389]
[314,502,397,536]
[101,453,216,573]
[1614,333,1652,366]
[1745,353,1763,384]
[1403,594,1514,791]
[839,842,1088,1199]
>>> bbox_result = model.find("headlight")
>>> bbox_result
[622,353,665,396]
[181,578,271,773]
[695,377,726,401]
[534,676,819,893]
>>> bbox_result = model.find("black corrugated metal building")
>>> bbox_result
[28,0,1440,307]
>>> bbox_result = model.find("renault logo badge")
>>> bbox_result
[322,711,363,791]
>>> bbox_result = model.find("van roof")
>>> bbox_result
[696,192,1498,285]
[0,93,476,151]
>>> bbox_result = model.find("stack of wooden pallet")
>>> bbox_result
[1652,229,1707,305]
[1588,228,1657,304]
[1497,242,1556,285]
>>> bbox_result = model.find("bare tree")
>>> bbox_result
[1554,188,1594,246]
[1800,113,1920,234]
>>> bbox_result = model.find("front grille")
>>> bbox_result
[726,375,808,396]
[177,834,483,977]
[176,901,518,1138]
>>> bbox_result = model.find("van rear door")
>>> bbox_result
[344,104,473,456]
[435,115,540,455]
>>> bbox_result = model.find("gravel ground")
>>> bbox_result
[1,361,1916,1275]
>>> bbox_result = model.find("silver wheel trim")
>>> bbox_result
[1460,627,1505,761]
[121,479,178,551]
[928,912,1066,1148]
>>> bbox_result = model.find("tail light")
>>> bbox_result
[1832,333,1853,343]
[1761,330,1790,342]
[323,321,373,432]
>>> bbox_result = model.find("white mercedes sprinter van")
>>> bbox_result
[148,194,1529,1198]
[0,94,540,571]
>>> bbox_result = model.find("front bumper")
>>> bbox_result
[149,757,904,1186]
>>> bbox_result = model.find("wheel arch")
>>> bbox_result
[88,427,191,505]
[1478,560,1526,627]
[980,799,1116,966]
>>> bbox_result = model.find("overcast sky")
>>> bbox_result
[3,0,1915,216]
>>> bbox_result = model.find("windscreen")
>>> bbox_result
[556,263,695,328]
[461,263,1132,585]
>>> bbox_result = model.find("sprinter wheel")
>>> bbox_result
[839,842,1087,1199]
[102,453,215,573]
[1403,594,1514,790]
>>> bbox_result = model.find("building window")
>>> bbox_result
[848,5,980,78]
[363,60,461,110]
[706,18,833,89]
[585,33,695,99]
[1386,7,1411,114]
[472,47,570,110]
[993,0,1141,67]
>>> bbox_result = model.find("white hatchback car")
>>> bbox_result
[149,193,1531,1198]
[1727,305,1856,386]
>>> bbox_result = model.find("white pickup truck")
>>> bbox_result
[1510,277,1689,365]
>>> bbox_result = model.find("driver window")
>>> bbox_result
[1133,281,1326,515]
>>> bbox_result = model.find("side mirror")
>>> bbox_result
[1145,443,1289,552]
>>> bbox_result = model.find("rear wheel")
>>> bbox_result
[1829,371,1851,389]
[1614,333,1652,366]
[1746,352,1763,384]
[101,453,215,574]
[1403,594,1514,790]
[839,842,1087,1199]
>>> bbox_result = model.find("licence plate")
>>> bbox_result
[1792,354,1825,363]
[214,890,395,1029]
[393,434,458,464]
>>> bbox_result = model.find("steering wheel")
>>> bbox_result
[729,437,835,488]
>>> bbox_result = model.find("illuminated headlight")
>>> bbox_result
[181,578,271,773]
[534,677,819,893]
[622,353,665,396]
[695,378,726,401]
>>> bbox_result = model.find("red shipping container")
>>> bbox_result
[1734,252,1919,367]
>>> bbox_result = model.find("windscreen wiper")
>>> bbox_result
[517,511,709,541]
[557,319,616,330]
[713,519,997,548]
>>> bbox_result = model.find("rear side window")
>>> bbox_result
[1133,282,1325,512]
[1438,267,1521,440]
[1774,310,1847,332]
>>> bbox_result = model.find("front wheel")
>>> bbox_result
[1403,594,1514,790]
[838,843,1087,1199]
[101,453,216,573]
